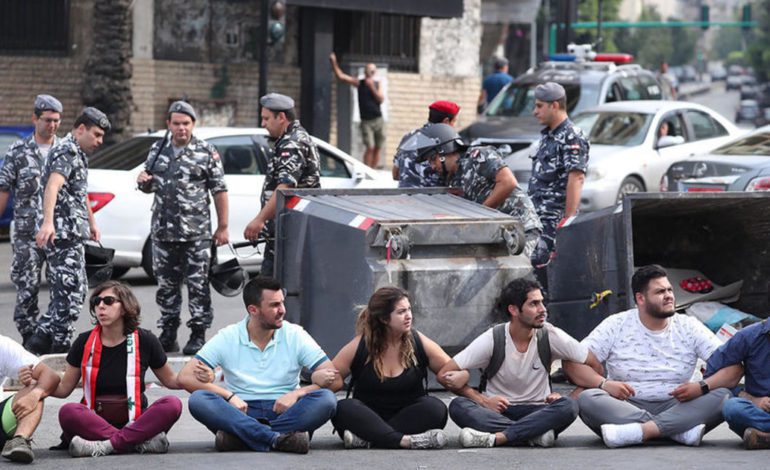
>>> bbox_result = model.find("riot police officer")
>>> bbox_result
[137,101,229,355]
[244,93,320,276]
[413,123,543,260]
[0,95,62,347]
[28,107,109,354]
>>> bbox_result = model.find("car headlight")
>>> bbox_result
[586,167,606,181]
[745,176,770,191]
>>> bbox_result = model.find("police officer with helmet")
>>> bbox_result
[412,124,543,261]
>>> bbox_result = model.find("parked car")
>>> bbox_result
[504,101,740,211]
[461,56,673,155]
[681,65,699,83]
[736,100,761,125]
[710,65,727,81]
[88,127,397,278]
[726,75,743,90]
[661,125,770,192]
[0,126,35,237]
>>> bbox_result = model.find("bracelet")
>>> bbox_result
[225,392,236,402]
[598,378,607,390]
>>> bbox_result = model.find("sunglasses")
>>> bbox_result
[91,295,120,307]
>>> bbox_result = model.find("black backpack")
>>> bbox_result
[346,330,429,398]
[478,324,552,393]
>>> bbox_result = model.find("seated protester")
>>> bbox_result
[311,286,452,449]
[705,319,770,449]
[50,281,193,458]
[1,336,60,464]
[437,278,602,448]
[179,276,337,454]
[563,265,738,448]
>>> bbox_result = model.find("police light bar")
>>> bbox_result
[593,53,634,64]
[549,54,576,62]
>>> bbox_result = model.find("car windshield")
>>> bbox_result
[572,112,652,146]
[89,136,160,170]
[712,131,770,156]
[485,83,582,117]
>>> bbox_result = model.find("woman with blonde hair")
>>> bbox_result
[313,286,460,449]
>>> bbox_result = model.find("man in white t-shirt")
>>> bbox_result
[437,278,602,448]
[563,264,740,448]
[0,335,60,463]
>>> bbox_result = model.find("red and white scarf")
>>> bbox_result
[81,326,142,423]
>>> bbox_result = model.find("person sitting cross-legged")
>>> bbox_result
[179,276,337,454]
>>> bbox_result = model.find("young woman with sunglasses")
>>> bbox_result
[43,281,211,457]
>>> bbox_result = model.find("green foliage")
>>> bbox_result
[712,25,744,61]
[575,0,623,51]
[748,0,770,81]
[725,51,745,67]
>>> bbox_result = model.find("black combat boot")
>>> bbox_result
[159,328,179,353]
[182,329,206,356]
[25,332,52,356]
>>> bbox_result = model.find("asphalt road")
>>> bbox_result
[0,240,766,468]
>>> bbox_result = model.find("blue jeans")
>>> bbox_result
[448,396,578,444]
[722,397,770,436]
[188,389,336,452]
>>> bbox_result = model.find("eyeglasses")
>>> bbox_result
[91,295,120,307]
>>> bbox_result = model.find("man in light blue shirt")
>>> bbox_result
[179,277,336,453]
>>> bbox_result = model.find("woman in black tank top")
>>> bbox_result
[312,287,460,449]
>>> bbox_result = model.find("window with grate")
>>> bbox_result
[334,11,420,72]
[0,0,70,54]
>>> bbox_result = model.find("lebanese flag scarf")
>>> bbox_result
[80,326,142,423]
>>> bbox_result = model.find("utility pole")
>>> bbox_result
[597,0,603,52]
[258,0,269,113]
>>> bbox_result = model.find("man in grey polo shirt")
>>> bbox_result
[179,276,336,454]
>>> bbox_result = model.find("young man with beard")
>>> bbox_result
[564,264,742,448]
[179,277,336,454]
[437,278,602,448]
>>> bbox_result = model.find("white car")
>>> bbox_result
[504,101,741,211]
[87,127,396,278]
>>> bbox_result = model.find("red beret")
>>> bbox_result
[429,100,460,116]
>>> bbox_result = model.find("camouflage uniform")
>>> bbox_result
[142,136,227,333]
[0,135,58,339]
[450,146,543,259]
[35,133,90,347]
[260,120,321,276]
[394,123,443,188]
[527,119,589,266]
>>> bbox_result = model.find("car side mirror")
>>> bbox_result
[353,170,365,182]
[657,135,685,149]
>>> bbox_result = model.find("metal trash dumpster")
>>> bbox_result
[547,192,770,340]
[274,188,533,356]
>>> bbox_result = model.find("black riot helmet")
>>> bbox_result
[85,243,115,287]
[405,123,467,163]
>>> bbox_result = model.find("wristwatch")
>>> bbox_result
[699,380,710,395]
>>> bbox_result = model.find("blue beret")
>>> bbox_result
[260,93,295,112]
[81,107,111,131]
[168,101,197,121]
[34,94,63,114]
[534,82,566,102]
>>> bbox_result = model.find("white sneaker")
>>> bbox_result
[459,428,495,448]
[409,429,447,449]
[600,423,644,448]
[670,424,705,446]
[68,436,114,458]
[135,432,170,454]
[528,429,555,447]
[343,430,370,449]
